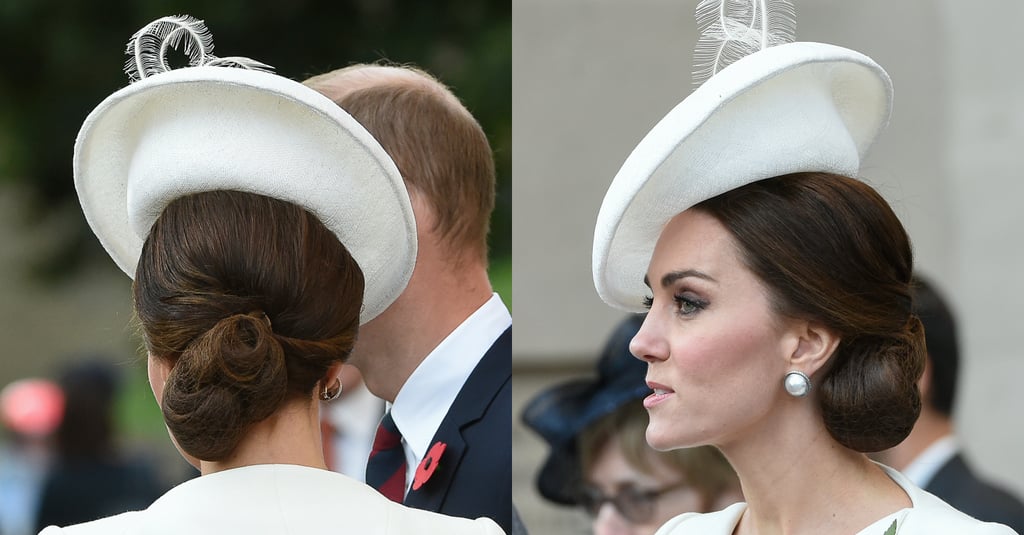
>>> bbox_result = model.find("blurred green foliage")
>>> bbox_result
[0,0,510,278]
[116,360,168,440]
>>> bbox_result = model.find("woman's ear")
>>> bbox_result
[318,362,351,401]
[788,320,840,378]
[147,353,172,408]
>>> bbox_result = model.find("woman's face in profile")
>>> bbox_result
[630,209,799,451]
[584,435,703,535]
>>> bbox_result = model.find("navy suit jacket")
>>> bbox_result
[404,327,512,533]
[926,453,1024,533]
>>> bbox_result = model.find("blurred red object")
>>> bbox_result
[0,379,65,437]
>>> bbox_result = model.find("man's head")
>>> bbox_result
[912,275,959,417]
[305,64,498,400]
[305,64,495,266]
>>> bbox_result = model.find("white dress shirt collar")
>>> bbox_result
[389,293,511,493]
[901,434,958,488]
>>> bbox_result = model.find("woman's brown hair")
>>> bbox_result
[695,172,926,452]
[133,190,364,461]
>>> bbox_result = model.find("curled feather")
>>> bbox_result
[123,14,275,83]
[693,0,796,86]
[205,56,275,73]
[125,15,214,82]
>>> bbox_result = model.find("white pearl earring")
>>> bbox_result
[783,371,811,397]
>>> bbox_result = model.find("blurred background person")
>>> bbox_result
[875,276,1024,531]
[0,379,63,535]
[34,360,166,530]
[523,315,740,535]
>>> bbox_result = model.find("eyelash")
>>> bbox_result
[642,294,707,316]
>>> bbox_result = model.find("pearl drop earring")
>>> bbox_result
[783,371,811,397]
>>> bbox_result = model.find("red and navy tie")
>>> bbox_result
[366,411,407,502]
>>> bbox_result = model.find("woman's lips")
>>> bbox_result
[644,381,674,408]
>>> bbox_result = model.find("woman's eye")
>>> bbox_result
[673,294,706,316]
[645,294,706,314]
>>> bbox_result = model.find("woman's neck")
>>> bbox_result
[720,400,911,535]
[199,398,328,475]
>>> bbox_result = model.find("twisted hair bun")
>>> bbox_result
[163,313,286,461]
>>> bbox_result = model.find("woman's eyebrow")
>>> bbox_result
[644,269,717,289]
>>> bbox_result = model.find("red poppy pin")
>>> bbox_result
[412,441,447,490]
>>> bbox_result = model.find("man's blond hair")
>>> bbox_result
[305,64,495,263]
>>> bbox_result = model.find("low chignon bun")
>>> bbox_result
[817,315,926,452]
[162,312,287,461]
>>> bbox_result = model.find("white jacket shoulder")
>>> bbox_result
[654,503,746,535]
[38,511,142,535]
[36,466,505,535]
[898,488,1019,534]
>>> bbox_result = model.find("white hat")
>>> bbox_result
[74,16,416,324]
[592,40,893,311]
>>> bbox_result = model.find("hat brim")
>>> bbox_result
[74,66,416,324]
[522,375,651,504]
[593,42,892,311]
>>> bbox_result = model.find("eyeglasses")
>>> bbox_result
[578,481,690,524]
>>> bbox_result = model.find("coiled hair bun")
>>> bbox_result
[163,312,287,461]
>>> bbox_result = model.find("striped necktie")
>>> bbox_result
[366,411,407,502]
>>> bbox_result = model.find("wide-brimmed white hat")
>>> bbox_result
[74,16,416,324]
[593,40,893,311]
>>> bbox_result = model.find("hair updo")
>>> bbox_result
[133,190,364,461]
[695,172,925,452]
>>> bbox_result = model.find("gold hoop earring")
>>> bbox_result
[319,377,343,401]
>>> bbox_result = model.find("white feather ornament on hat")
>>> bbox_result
[592,0,893,312]
[74,15,417,325]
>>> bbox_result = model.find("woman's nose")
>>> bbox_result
[629,313,668,363]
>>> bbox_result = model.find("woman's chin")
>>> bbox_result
[646,420,706,451]
[646,423,683,451]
